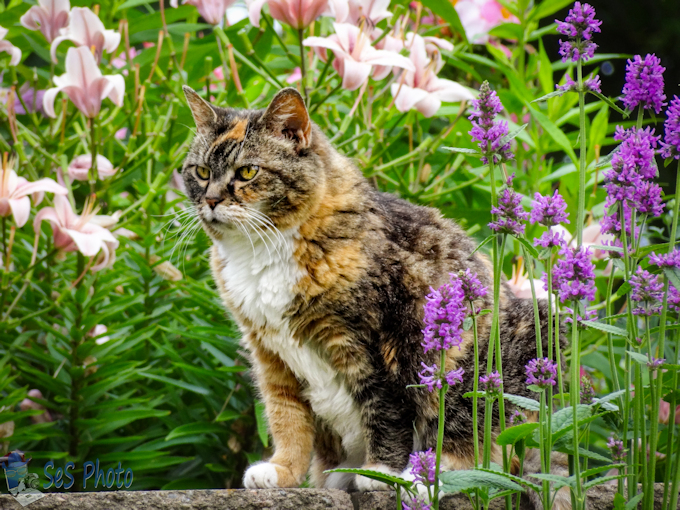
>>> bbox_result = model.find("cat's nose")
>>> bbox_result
[206,197,224,210]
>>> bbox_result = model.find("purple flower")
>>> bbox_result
[422,275,467,352]
[534,229,568,250]
[607,436,626,463]
[445,367,465,386]
[419,363,442,392]
[632,181,665,217]
[669,285,680,312]
[556,73,601,93]
[556,2,601,63]
[629,266,664,316]
[480,371,502,396]
[604,126,660,196]
[563,307,597,329]
[509,410,527,426]
[14,87,46,115]
[402,499,432,510]
[489,174,529,236]
[647,357,665,370]
[649,249,680,269]
[549,245,596,303]
[622,54,666,114]
[525,357,558,389]
[409,449,436,485]
[468,81,513,165]
[530,190,570,227]
[661,96,680,160]
[458,269,487,301]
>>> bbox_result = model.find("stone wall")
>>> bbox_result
[0,485,677,510]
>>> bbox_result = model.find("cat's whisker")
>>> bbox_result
[242,216,275,261]
[243,214,284,260]
[170,216,201,264]
[235,218,257,254]
[243,207,289,252]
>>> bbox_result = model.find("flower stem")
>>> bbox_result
[298,28,308,104]
[433,349,447,510]
[570,306,583,510]
[575,59,587,247]
[471,306,480,468]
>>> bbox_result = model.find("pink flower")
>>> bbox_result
[344,0,392,26]
[286,67,302,84]
[20,390,53,424]
[43,46,125,118]
[304,23,414,91]
[67,155,117,181]
[50,7,120,63]
[0,26,22,66]
[390,33,472,117]
[248,0,346,29]
[454,0,518,44]
[20,0,70,44]
[213,66,225,81]
[507,261,548,300]
[111,47,138,73]
[659,400,680,426]
[0,159,67,228]
[115,127,128,139]
[33,195,119,271]
[88,324,110,345]
[171,0,238,25]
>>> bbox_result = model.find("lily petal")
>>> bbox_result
[8,197,31,227]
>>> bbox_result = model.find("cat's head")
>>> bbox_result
[181,86,327,238]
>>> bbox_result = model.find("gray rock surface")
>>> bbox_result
[0,485,677,509]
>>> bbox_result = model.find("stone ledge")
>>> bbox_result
[0,485,677,510]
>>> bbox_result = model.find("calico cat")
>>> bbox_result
[181,86,571,509]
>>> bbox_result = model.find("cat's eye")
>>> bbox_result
[238,165,259,181]
[193,165,210,180]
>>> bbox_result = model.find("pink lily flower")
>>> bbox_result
[454,0,518,44]
[0,158,67,228]
[304,23,414,91]
[507,260,548,300]
[43,46,125,118]
[390,33,473,117]
[0,26,22,66]
[286,67,302,84]
[344,0,392,26]
[20,390,53,424]
[33,195,119,272]
[248,0,347,30]
[50,7,120,63]
[20,0,71,44]
[67,155,117,181]
[170,0,238,25]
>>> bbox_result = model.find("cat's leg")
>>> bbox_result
[353,384,416,491]
[243,342,315,489]
[309,418,349,489]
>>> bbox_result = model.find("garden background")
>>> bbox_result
[1,0,680,500]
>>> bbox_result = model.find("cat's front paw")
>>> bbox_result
[243,462,298,489]
[355,464,401,492]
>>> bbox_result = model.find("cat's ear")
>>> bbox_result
[183,85,218,134]
[262,88,312,150]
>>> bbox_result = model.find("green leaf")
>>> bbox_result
[215,410,240,422]
[627,350,651,367]
[477,468,541,493]
[587,90,627,116]
[444,147,482,156]
[529,0,578,21]
[324,468,413,489]
[496,423,540,446]
[166,422,226,441]
[593,389,626,406]
[440,469,524,494]
[664,267,680,290]
[582,321,628,337]
[516,237,539,260]
[551,405,592,435]
[500,123,529,146]
[255,400,269,448]
[625,493,645,510]
[137,372,211,395]
[487,22,524,40]
[419,0,468,43]
[471,234,496,256]
[529,473,572,489]
[503,393,540,411]
[463,316,473,331]
[532,90,565,103]
[525,103,578,164]
[583,475,625,490]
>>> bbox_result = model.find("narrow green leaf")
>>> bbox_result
[503,393,540,411]
[496,423,540,446]
[440,469,524,494]
[419,0,468,43]
[444,147,482,156]
[324,468,413,489]
[525,103,578,164]
[166,422,226,441]
[532,90,565,103]
[587,90,627,116]
[582,321,628,337]
[664,267,680,290]
[255,400,269,448]
[627,350,651,367]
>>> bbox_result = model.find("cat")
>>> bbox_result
[180,86,571,509]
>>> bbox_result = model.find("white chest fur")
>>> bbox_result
[215,229,365,465]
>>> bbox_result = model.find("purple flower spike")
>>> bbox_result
[422,275,467,352]
[632,181,665,217]
[630,266,664,316]
[445,367,465,387]
[458,269,488,301]
[509,410,527,426]
[525,357,558,389]
[661,96,680,160]
[480,371,502,396]
[669,286,680,313]
[556,73,601,94]
[649,249,680,269]
[489,174,529,236]
[647,357,665,370]
[418,363,442,392]
[607,436,626,463]
[402,499,433,510]
[556,2,601,63]
[534,229,568,250]
[550,245,596,303]
[622,54,666,114]
[468,81,514,165]
[530,190,570,227]
[409,449,436,485]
